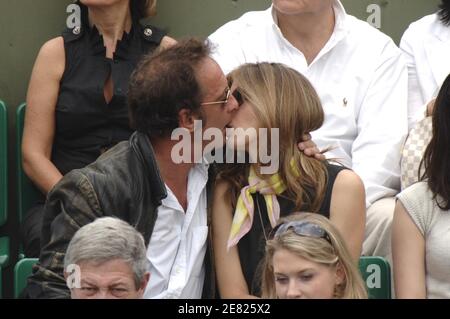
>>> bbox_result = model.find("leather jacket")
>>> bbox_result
[24,132,216,299]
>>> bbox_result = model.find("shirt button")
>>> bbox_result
[144,28,153,37]
[72,26,81,35]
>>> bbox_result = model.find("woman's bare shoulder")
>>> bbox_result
[160,36,177,49]
[34,36,65,76]
[39,36,65,58]
[333,168,365,196]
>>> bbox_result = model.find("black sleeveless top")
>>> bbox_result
[51,22,165,175]
[237,163,347,295]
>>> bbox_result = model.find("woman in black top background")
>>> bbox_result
[21,0,175,257]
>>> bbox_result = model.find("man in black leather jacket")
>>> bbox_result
[24,38,241,299]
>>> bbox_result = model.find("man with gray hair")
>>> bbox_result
[64,217,150,299]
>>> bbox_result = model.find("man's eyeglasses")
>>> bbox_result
[201,86,244,107]
[269,220,332,244]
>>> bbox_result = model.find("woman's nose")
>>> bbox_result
[286,281,302,299]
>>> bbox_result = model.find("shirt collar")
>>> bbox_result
[431,13,450,42]
[332,0,349,37]
[193,158,210,180]
[269,0,350,52]
[161,160,209,211]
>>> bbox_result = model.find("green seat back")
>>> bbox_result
[16,103,41,222]
[0,237,9,267]
[359,256,392,299]
[0,100,7,227]
[0,100,10,298]
[0,237,10,298]
[14,258,38,298]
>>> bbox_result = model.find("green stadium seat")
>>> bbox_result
[16,103,41,223]
[0,237,9,268]
[359,256,392,299]
[1,100,9,298]
[0,100,7,227]
[14,258,38,298]
[0,237,9,298]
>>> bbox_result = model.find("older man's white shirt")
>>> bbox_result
[209,1,408,206]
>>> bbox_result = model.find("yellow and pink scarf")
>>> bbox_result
[227,163,299,249]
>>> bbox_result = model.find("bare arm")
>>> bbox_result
[22,37,66,194]
[329,169,366,262]
[212,181,258,299]
[160,36,177,49]
[392,201,426,298]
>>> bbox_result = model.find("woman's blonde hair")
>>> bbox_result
[219,62,327,212]
[261,213,367,299]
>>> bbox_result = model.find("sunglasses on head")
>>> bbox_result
[269,220,332,244]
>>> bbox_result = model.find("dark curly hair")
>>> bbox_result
[128,38,211,138]
[420,73,450,209]
[438,0,450,26]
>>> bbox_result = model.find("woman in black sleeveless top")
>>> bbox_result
[21,0,176,257]
[212,63,366,298]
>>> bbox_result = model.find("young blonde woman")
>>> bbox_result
[261,213,367,299]
[21,0,175,257]
[212,62,366,298]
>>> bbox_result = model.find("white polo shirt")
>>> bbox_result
[209,0,408,206]
[144,162,209,299]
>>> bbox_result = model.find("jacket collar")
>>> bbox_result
[130,132,167,205]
